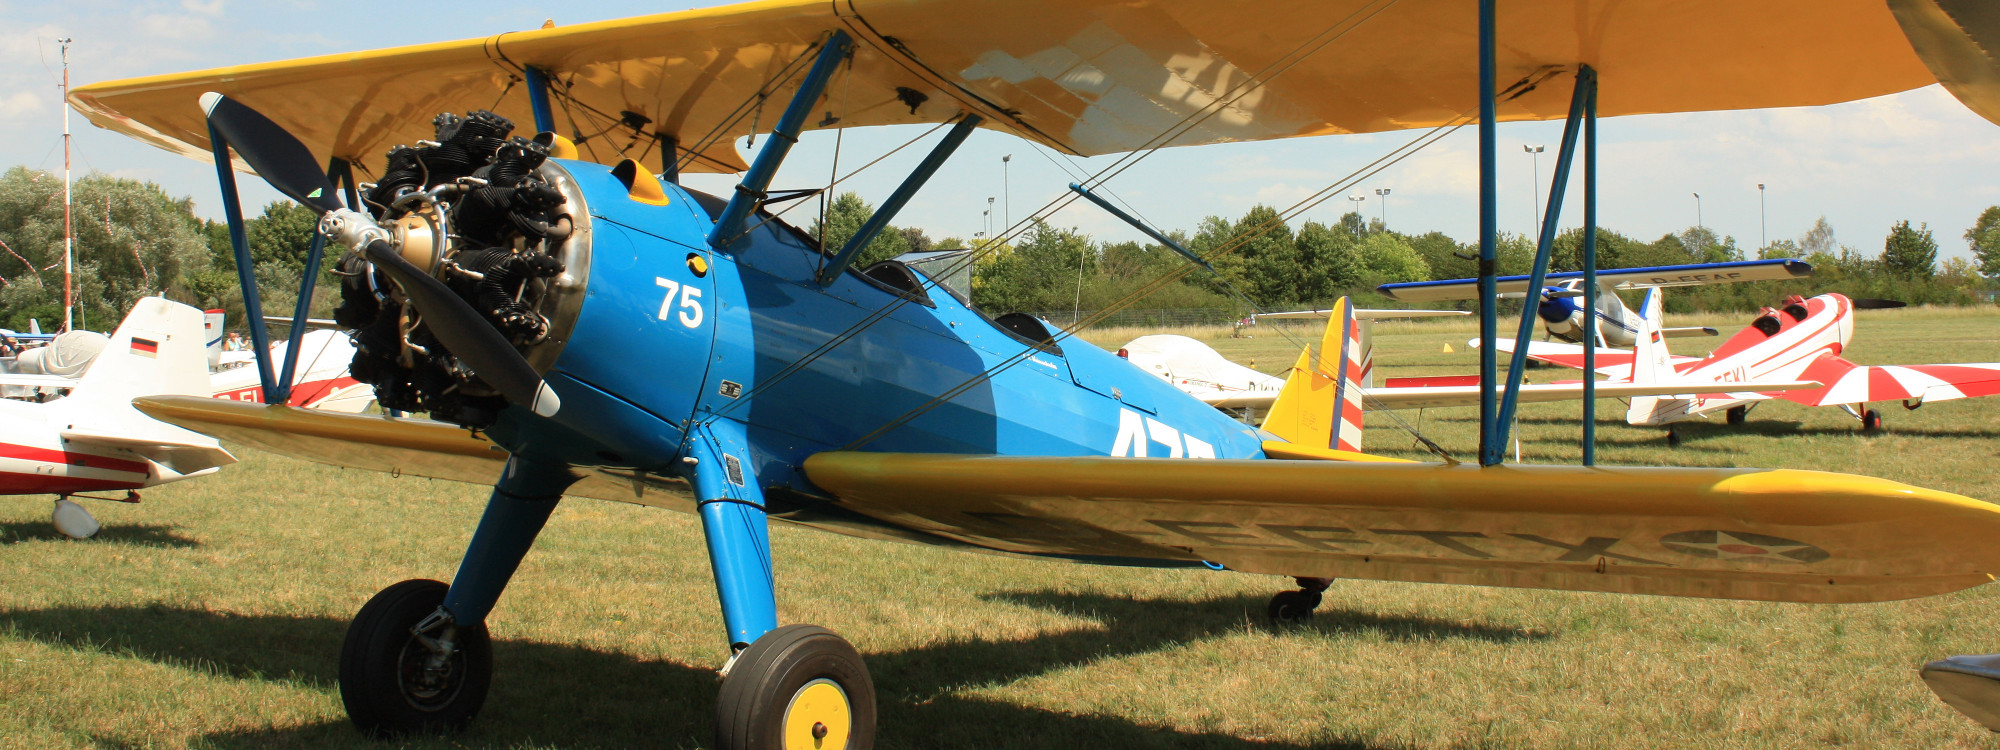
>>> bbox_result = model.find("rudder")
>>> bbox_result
[70,298,212,406]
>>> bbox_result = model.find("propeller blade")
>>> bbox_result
[1851,298,1907,310]
[361,240,560,417]
[200,92,343,213]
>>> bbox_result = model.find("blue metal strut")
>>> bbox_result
[709,32,852,252]
[1477,0,1499,466]
[687,419,777,651]
[1067,183,1215,274]
[206,119,280,405]
[1581,68,1600,466]
[524,66,557,135]
[441,456,578,625]
[818,114,981,286]
[1495,66,1595,452]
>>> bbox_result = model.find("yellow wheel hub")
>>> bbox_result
[782,678,852,750]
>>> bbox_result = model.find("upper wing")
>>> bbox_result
[71,0,1961,174]
[802,451,2000,604]
[1785,355,2000,407]
[1380,260,1815,302]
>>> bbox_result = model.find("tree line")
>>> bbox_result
[1,167,1995,333]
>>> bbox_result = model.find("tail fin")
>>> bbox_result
[68,298,211,406]
[203,309,226,370]
[28,319,41,335]
[1625,288,1688,422]
[1262,297,1366,452]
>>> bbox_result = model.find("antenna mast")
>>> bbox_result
[60,38,74,333]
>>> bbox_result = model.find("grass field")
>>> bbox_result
[4,306,2000,749]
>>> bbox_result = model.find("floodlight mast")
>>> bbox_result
[60,38,73,333]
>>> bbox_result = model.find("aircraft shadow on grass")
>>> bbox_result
[0,522,200,549]
[0,593,1546,749]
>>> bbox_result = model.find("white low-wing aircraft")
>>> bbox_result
[1483,288,2000,435]
[1122,302,1815,450]
[0,298,237,538]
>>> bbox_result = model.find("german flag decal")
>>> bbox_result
[130,337,159,358]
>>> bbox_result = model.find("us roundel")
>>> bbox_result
[1658,530,1830,564]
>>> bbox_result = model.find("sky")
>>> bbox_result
[6,0,1999,264]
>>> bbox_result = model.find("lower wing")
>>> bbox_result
[1203,380,1816,412]
[803,452,2000,604]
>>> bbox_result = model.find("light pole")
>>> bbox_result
[1375,188,1392,228]
[1346,194,1367,235]
[986,196,995,239]
[1758,183,1767,253]
[1692,192,1703,236]
[1001,154,1012,229]
[1523,144,1545,234]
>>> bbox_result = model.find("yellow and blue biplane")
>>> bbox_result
[67,0,2000,745]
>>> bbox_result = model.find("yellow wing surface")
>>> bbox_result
[70,0,1989,174]
[802,452,2000,604]
[140,397,2000,605]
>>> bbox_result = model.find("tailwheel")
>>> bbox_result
[1726,405,1748,426]
[1267,577,1332,626]
[338,579,492,738]
[1862,409,1883,432]
[716,624,875,750]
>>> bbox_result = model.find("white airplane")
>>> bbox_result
[10,311,373,413]
[1377,259,1812,347]
[1485,288,2000,437]
[0,298,236,538]
[1122,302,1814,451]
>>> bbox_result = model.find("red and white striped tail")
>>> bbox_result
[1319,301,1366,453]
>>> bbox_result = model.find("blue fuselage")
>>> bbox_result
[490,160,1267,506]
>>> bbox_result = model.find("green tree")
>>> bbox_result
[970,220,1093,312]
[810,192,911,268]
[0,167,210,330]
[1356,232,1430,284]
[1293,221,1360,302]
[1229,205,1297,305]
[1965,206,2000,278]
[1881,220,1938,279]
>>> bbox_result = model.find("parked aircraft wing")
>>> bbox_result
[1783,355,2000,407]
[1381,260,1814,302]
[802,451,2000,604]
[1257,309,1471,321]
[72,1,1959,175]
[1199,380,1817,411]
[0,374,78,389]
[1476,338,1703,377]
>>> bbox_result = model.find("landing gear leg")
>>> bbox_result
[1666,427,1682,446]
[1267,576,1332,625]
[1726,405,1748,426]
[692,420,875,749]
[339,456,576,737]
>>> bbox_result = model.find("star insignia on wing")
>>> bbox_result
[1658,530,1830,564]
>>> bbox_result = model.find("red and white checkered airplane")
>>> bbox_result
[1490,289,2000,433]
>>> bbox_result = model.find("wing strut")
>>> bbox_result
[816,113,981,285]
[1493,66,1595,460]
[708,31,851,252]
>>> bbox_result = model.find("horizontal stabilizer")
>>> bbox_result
[59,427,236,477]
[1381,260,1813,302]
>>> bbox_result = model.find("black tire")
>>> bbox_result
[1726,406,1748,426]
[338,579,492,738]
[1267,590,1322,626]
[716,625,876,750]
[1666,428,1682,446]
[1862,409,1882,432]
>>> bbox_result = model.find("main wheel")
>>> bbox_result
[1267,590,1322,625]
[716,625,876,750]
[1666,428,1682,446]
[1862,409,1883,432]
[1726,405,1748,426]
[338,579,492,738]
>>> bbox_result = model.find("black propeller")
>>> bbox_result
[200,92,560,417]
[1851,298,1908,310]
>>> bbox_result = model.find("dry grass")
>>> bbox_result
[4,307,2000,748]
